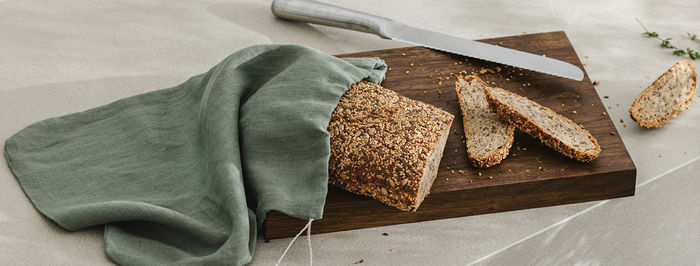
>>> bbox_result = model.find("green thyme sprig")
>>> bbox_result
[635,17,700,60]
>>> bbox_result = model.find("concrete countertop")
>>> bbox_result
[1,0,698,264]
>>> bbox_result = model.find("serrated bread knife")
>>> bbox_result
[271,0,584,81]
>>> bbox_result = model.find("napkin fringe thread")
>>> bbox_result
[275,218,314,266]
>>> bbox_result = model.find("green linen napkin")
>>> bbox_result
[4,45,386,265]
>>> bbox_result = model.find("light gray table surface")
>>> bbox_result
[1,0,698,265]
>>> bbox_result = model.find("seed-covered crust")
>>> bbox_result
[328,81,454,211]
[484,87,601,162]
[630,60,697,128]
[455,75,514,168]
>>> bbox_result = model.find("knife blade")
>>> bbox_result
[271,0,584,81]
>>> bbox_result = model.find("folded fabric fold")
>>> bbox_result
[4,45,386,265]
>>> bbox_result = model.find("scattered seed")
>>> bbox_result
[619,119,624,123]
[458,170,465,174]
[658,154,662,158]
[388,67,392,71]
[478,172,482,176]
[489,176,493,179]
[382,233,389,236]
[451,170,455,174]
[410,63,414,67]
[585,56,590,59]
[572,110,577,114]
[423,90,428,94]
[401,53,406,56]
[522,147,527,151]
[427,74,433,78]
[406,70,410,74]
[592,81,599,86]
[610,132,616,135]
[603,95,609,99]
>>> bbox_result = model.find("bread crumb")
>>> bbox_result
[479,69,488,74]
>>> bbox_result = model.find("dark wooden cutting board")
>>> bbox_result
[265,31,636,239]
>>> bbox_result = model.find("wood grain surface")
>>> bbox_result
[265,31,636,239]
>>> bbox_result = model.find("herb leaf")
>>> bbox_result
[635,18,698,60]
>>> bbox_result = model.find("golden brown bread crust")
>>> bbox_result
[629,60,697,128]
[455,75,514,168]
[328,81,454,211]
[483,87,601,162]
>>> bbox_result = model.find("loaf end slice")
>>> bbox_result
[455,75,514,168]
[483,87,601,162]
[328,81,454,211]
[630,60,697,128]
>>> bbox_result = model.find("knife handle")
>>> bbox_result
[271,0,392,39]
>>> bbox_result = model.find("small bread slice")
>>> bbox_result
[455,75,514,168]
[630,60,697,128]
[484,87,601,162]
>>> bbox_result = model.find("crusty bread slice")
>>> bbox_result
[328,81,454,211]
[455,75,514,168]
[630,60,697,128]
[484,87,601,162]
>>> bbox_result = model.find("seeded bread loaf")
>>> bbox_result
[484,87,600,162]
[328,81,454,211]
[630,60,697,128]
[455,75,514,168]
